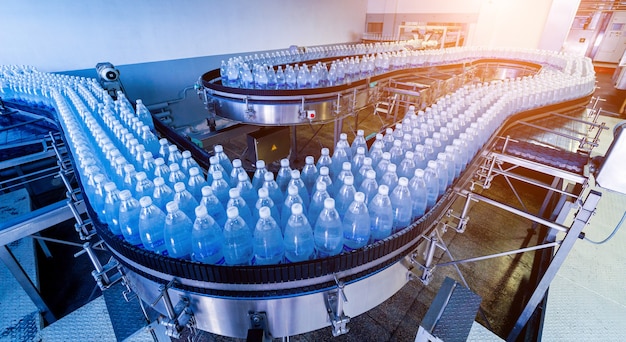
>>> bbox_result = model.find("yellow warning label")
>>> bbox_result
[271,144,278,151]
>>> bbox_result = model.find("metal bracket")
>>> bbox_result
[151,279,195,339]
[444,192,474,233]
[247,311,271,342]
[244,96,256,119]
[325,275,350,337]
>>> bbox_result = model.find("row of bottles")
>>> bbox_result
[0,45,597,266]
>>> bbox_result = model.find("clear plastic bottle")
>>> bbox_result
[252,160,268,190]
[301,156,318,196]
[375,152,391,183]
[424,160,440,210]
[288,169,309,210]
[275,158,292,194]
[103,182,122,236]
[158,138,170,161]
[140,125,159,156]
[253,206,285,265]
[192,205,224,264]
[382,127,395,152]
[210,170,230,204]
[316,147,333,180]
[167,144,183,165]
[236,172,258,210]
[283,203,315,262]
[208,156,230,185]
[222,206,253,265]
[390,177,413,232]
[351,129,368,157]
[122,164,138,194]
[262,172,284,215]
[91,173,108,218]
[335,175,356,220]
[227,188,255,229]
[152,176,175,212]
[313,198,344,258]
[134,171,155,202]
[180,150,200,176]
[435,153,450,195]
[389,139,405,166]
[173,182,200,220]
[187,167,208,201]
[214,144,233,175]
[359,169,379,204]
[356,157,374,187]
[153,157,171,183]
[199,185,227,228]
[281,185,305,230]
[369,139,385,169]
[368,184,393,241]
[408,169,428,220]
[168,163,188,188]
[331,134,351,176]
[142,151,156,178]
[342,191,370,250]
[335,161,354,191]
[351,146,367,176]
[380,163,399,191]
[164,201,193,259]
[138,196,167,254]
[398,151,416,180]
[308,181,330,228]
[118,190,143,246]
[230,158,247,188]
[254,187,280,224]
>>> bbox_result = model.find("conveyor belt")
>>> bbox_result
[494,139,589,175]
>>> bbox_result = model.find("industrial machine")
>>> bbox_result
[0,43,617,341]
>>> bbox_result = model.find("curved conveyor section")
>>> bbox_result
[0,46,596,338]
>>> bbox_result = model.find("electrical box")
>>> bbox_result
[246,127,290,164]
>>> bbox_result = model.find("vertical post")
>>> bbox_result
[290,125,297,162]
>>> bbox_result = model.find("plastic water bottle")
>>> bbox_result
[167,145,183,165]
[335,175,356,220]
[91,174,108,218]
[199,185,227,227]
[313,166,334,197]
[275,158,292,194]
[180,150,200,176]
[173,182,199,220]
[152,176,175,212]
[103,182,122,236]
[316,148,333,179]
[222,206,253,265]
[435,153,449,196]
[335,161,354,190]
[134,171,155,200]
[380,163,399,191]
[288,169,309,210]
[356,157,374,187]
[208,156,230,185]
[138,196,167,254]
[236,172,257,209]
[254,187,280,224]
[214,144,233,175]
[301,156,318,196]
[390,177,413,232]
[424,160,440,210]
[158,138,170,161]
[281,185,305,230]
[398,151,416,180]
[153,157,171,182]
[368,185,393,241]
[164,201,193,259]
[342,191,370,250]
[187,167,208,201]
[140,125,159,155]
[408,169,428,220]
[375,152,391,182]
[136,99,154,129]
[253,206,285,265]
[142,151,156,178]
[369,139,385,169]
[283,203,315,262]
[313,198,344,258]
[227,188,255,229]
[263,172,284,214]
[191,205,224,264]
[308,181,330,228]
[359,169,379,204]
[210,170,230,204]
[389,139,404,166]
[445,145,462,179]
[252,160,268,190]
[351,129,368,157]
[122,164,138,193]
[352,146,367,176]
[413,144,427,170]
[118,190,142,246]
[331,134,351,176]
[230,159,247,188]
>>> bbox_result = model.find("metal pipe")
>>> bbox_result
[514,121,598,147]
[457,191,570,233]
[436,241,561,267]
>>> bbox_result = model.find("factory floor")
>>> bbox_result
[1,68,625,342]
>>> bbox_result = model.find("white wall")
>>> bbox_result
[0,0,367,72]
